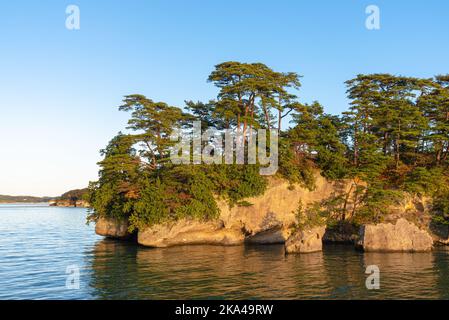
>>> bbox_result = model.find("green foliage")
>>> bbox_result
[278,137,316,190]
[60,188,88,201]
[292,199,327,230]
[203,164,267,204]
[353,185,404,224]
[86,181,133,223]
[159,165,219,221]
[287,102,352,181]
[342,74,449,223]
[119,95,192,168]
[128,179,169,231]
[403,167,445,195]
[208,61,302,132]
[430,174,449,225]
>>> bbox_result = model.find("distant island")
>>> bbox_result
[49,189,89,208]
[0,195,55,203]
[0,188,89,207]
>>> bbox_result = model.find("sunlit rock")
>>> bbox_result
[95,217,131,239]
[285,226,326,254]
[357,218,433,252]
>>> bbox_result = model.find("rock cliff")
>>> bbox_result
[95,176,444,252]
[217,176,351,243]
[96,175,352,248]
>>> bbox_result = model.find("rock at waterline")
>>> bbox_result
[357,218,433,252]
[137,219,245,247]
[95,217,131,239]
[285,226,326,254]
[49,199,89,208]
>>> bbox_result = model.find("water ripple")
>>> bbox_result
[1,204,449,299]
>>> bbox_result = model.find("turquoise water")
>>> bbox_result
[1,204,449,300]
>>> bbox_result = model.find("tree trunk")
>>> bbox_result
[278,109,282,135]
[263,104,271,131]
[353,124,359,166]
[342,183,354,221]
[395,120,401,169]
[436,147,442,165]
[442,142,449,161]
[395,134,400,169]
[243,105,248,137]
[249,107,255,143]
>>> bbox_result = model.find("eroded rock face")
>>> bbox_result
[285,226,326,254]
[138,219,244,247]
[357,218,433,252]
[218,176,353,244]
[245,226,292,244]
[97,176,354,247]
[95,217,131,239]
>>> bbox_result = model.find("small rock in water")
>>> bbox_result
[285,226,326,254]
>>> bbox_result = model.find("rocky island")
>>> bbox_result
[49,189,89,207]
[95,175,446,253]
[88,62,449,254]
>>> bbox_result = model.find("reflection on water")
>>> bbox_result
[1,205,449,299]
[90,240,449,300]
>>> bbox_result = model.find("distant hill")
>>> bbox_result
[0,195,55,203]
[0,188,89,204]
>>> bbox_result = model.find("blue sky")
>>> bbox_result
[0,0,448,196]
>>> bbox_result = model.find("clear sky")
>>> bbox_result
[0,0,448,196]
